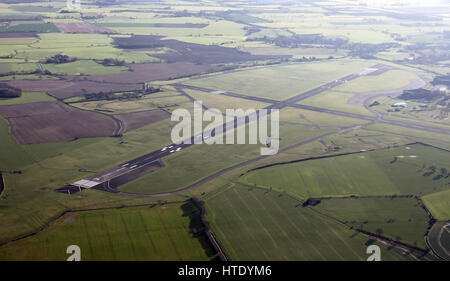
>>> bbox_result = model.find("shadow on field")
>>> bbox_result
[180,201,220,260]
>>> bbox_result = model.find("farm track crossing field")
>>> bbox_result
[0,203,215,261]
[205,185,412,261]
[239,144,450,199]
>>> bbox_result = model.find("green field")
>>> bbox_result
[205,185,414,261]
[239,144,450,199]
[184,89,269,112]
[333,70,421,93]
[0,92,55,105]
[422,189,450,221]
[0,202,214,261]
[311,197,430,248]
[42,60,129,75]
[299,90,374,116]
[184,59,373,100]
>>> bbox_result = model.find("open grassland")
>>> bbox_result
[0,202,213,261]
[299,90,374,116]
[422,190,450,221]
[184,59,373,100]
[333,70,421,93]
[0,91,54,105]
[184,89,270,112]
[311,197,430,248]
[205,185,413,261]
[364,123,450,150]
[239,144,450,199]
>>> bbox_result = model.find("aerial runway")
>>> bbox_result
[56,64,450,196]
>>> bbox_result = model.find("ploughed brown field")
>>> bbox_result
[0,101,118,144]
[7,79,73,93]
[54,22,115,34]
[114,109,170,133]
[113,35,287,64]
[47,80,143,100]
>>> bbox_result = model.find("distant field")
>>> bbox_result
[0,91,54,105]
[0,203,214,261]
[42,60,129,75]
[0,22,59,33]
[0,62,38,75]
[205,185,412,261]
[311,197,430,248]
[239,144,450,199]
[184,59,373,100]
[71,92,191,114]
[333,70,420,93]
[184,89,269,112]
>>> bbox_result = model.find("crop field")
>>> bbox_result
[205,185,413,261]
[239,144,450,199]
[0,202,214,261]
[185,59,373,100]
